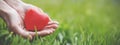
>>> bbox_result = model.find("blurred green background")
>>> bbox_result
[0,0,120,45]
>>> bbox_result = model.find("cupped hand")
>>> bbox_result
[0,0,59,40]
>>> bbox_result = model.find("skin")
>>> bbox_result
[0,0,59,40]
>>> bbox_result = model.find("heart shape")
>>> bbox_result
[24,7,50,31]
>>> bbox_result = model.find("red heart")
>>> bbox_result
[24,7,50,31]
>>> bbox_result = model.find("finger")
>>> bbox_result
[29,29,55,37]
[48,21,59,25]
[44,24,58,29]
[29,28,55,37]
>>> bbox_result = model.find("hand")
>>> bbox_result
[0,0,59,40]
[0,0,33,39]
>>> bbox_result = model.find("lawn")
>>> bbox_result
[0,0,120,45]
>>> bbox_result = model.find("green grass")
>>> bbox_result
[0,0,120,45]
